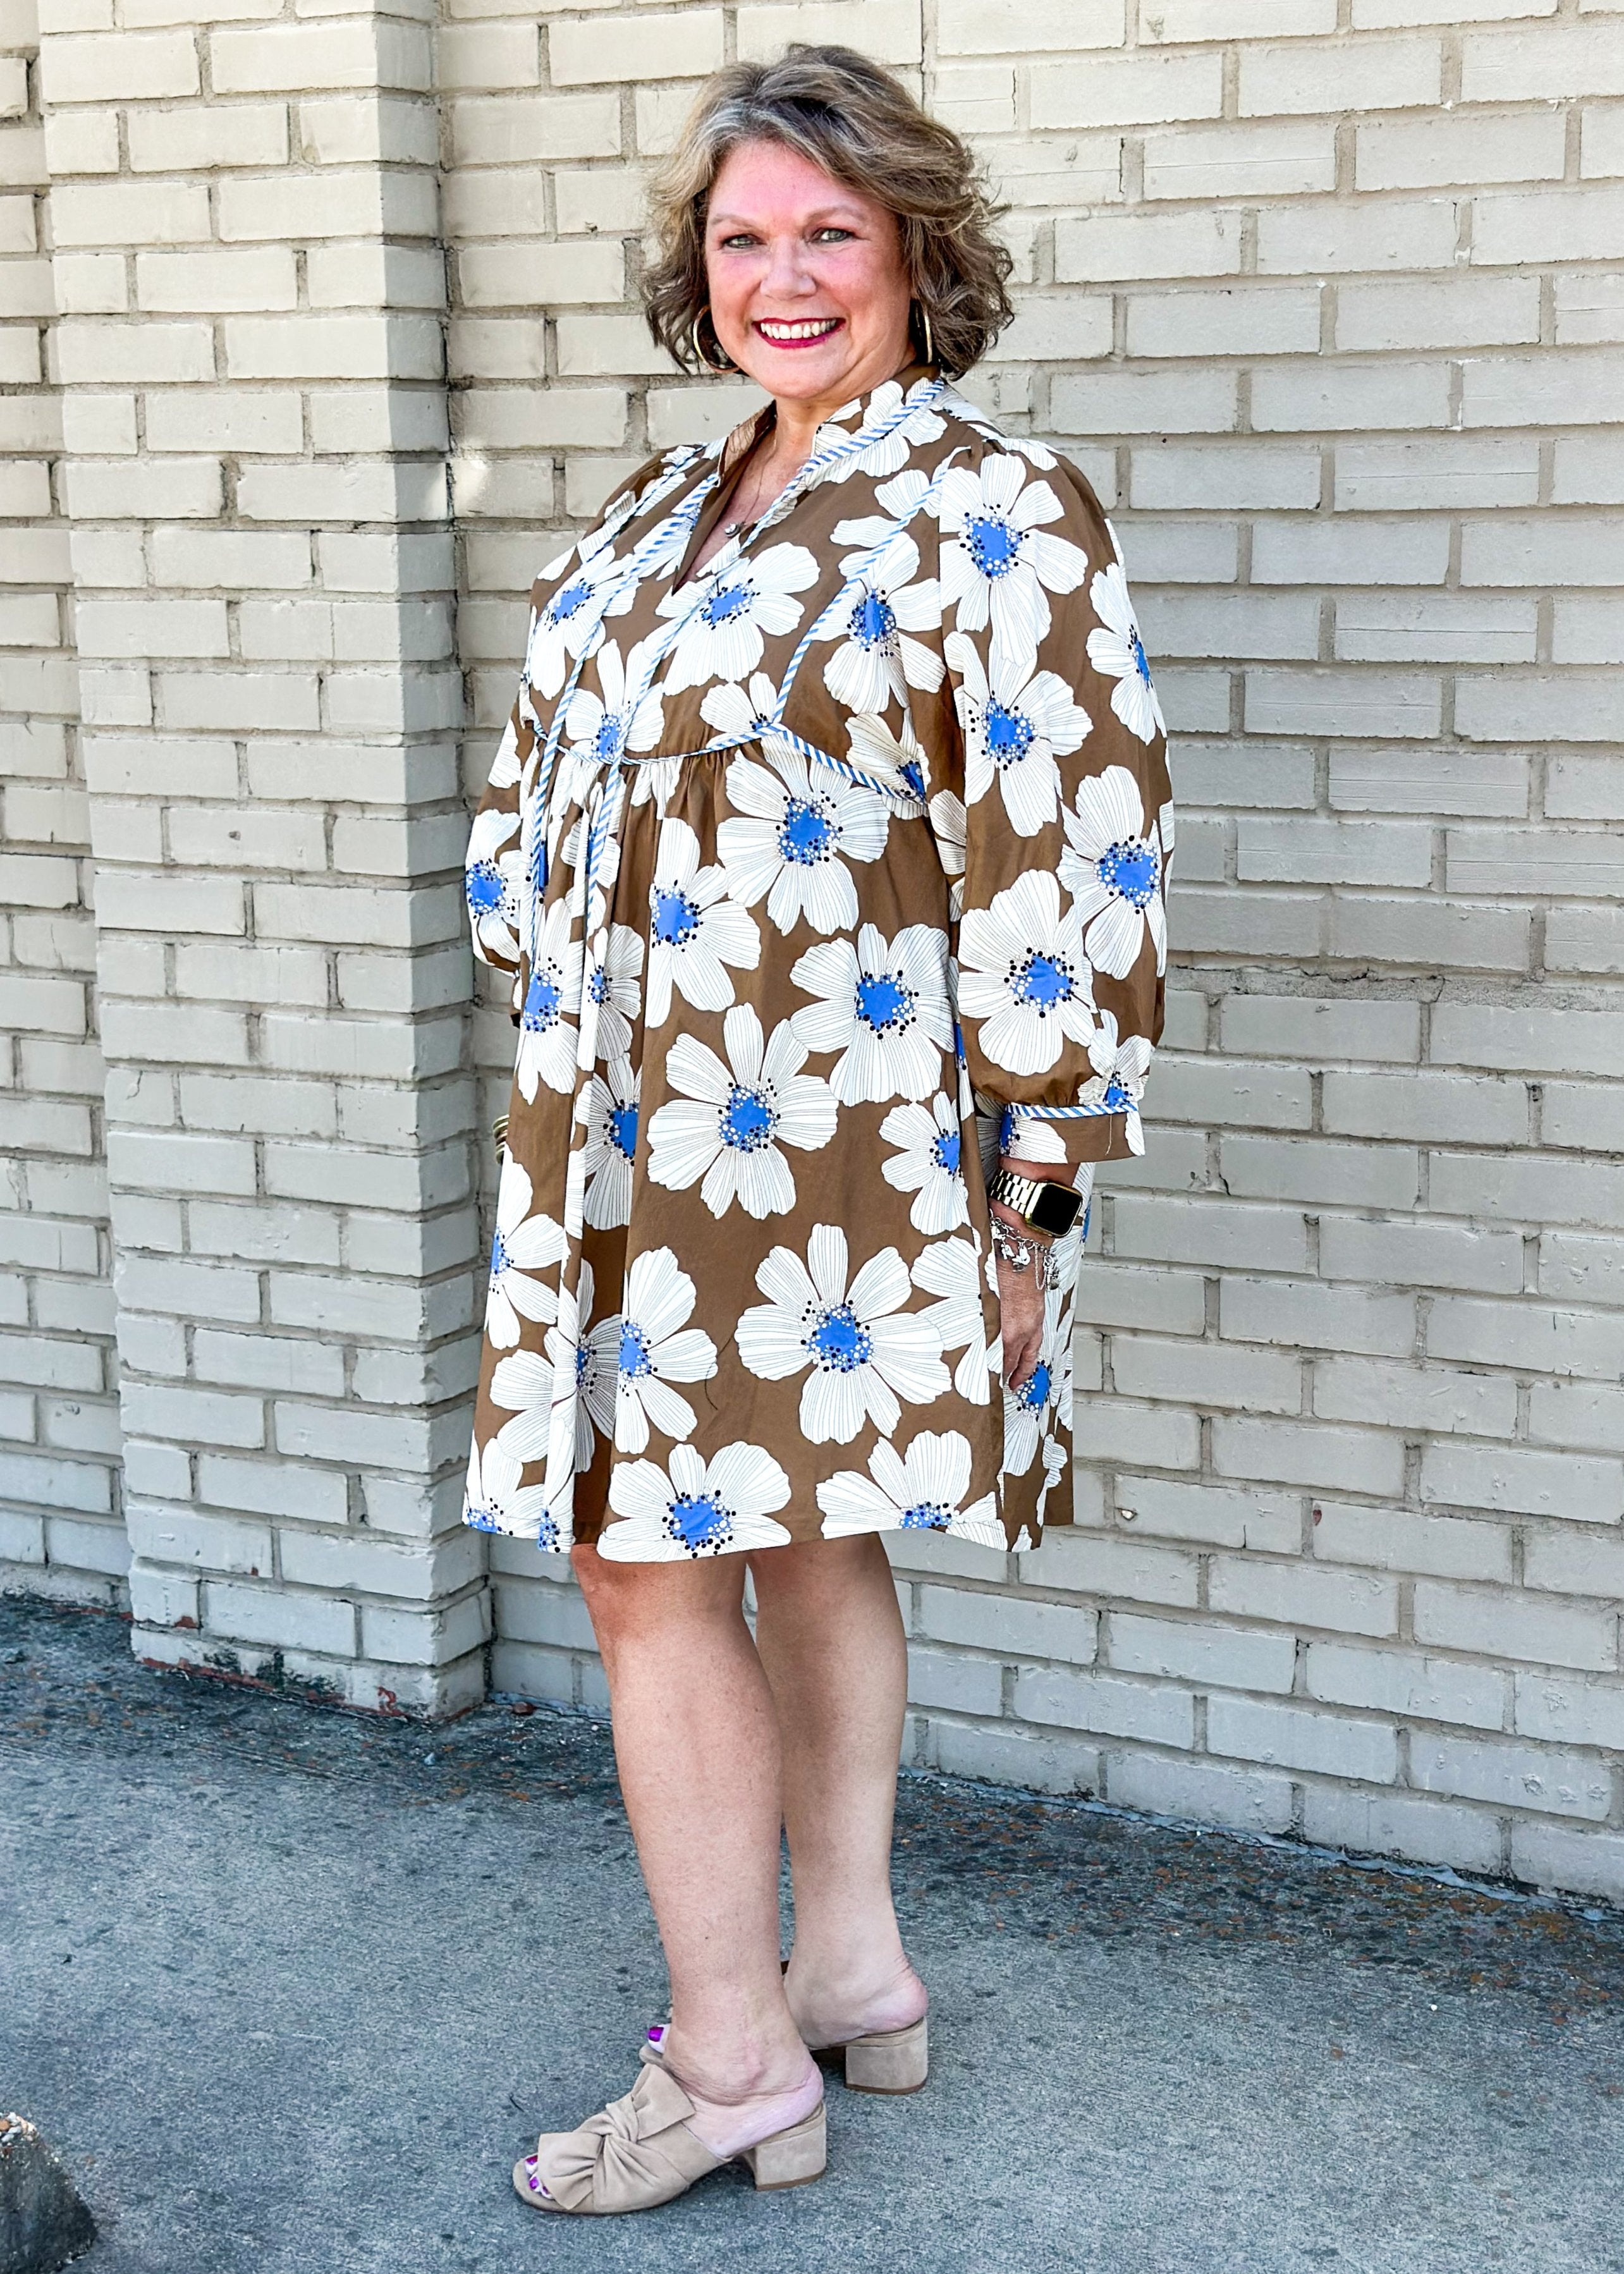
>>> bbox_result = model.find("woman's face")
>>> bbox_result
[702,138,914,413]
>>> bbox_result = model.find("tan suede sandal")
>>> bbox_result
[817,2012,929,2095]
[646,2003,929,2096]
[513,2055,826,2216]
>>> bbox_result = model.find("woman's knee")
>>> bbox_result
[571,1540,744,1646]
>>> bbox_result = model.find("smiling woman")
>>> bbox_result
[465,41,1173,2222]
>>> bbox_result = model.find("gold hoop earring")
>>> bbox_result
[913,300,935,367]
[691,310,733,374]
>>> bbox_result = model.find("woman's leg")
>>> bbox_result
[570,1543,819,2156]
[748,1533,929,2046]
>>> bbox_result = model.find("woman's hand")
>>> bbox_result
[994,1226,1047,1391]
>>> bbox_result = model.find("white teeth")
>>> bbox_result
[757,319,839,339]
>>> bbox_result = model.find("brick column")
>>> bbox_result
[37,0,489,1712]
[0,0,125,1601]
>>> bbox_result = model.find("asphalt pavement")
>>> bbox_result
[3,1594,1622,2274]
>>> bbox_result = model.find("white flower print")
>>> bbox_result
[1004,1112,1071,1166]
[516,895,584,1102]
[1003,1348,1056,1478]
[845,708,928,803]
[545,1261,617,1479]
[1086,553,1166,747]
[582,922,643,1065]
[927,788,967,919]
[613,1246,718,1455]
[464,800,523,970]
[716,743,889,938]
[646,816,761,1030]
[602,1440,793,1562]
[578,1056,639,1230]
[829,468,934,554]
[646,1003,836,1221]
[490,1346,554,1468]
[957,872,1099,1079]
[1073,1006,1154,1122]
[814,532,944,713]
[936,454,1090,680]
[463,1434,557,1543]
[880,1093,970,1235]
[937,388,1058,472]
[525,544,622,700]
[1059,764,1169,982]
[911,1237,996,1405]
[790,921,951,1106]
[817,1428,1001,1548]
[814,381,946,485]
[655,542,819,694]
[736,1223,949,1445]
[483,1161,566,1350]
[947,629,1091,840]
[562,637,666,773]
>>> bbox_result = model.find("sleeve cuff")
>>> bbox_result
[999,1101,1144,1166]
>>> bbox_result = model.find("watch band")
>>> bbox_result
[987,1167,1085,1240]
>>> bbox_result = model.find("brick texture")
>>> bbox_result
[5,0,1623,1888]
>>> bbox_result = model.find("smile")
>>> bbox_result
[753,317,844,348]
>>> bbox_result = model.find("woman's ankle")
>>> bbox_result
[659,2020,815,2109]
[783,1946,928,2042]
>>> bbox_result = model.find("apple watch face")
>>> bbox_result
[1029,1180,1084,1238]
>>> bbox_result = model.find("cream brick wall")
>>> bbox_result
[4,0,1623,1892]
[0,0,123,1602]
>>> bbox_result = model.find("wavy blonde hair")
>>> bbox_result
[642,46,1015,380]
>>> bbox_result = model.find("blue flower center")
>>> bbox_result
[667,1491,731,1551]
[984,700,1034,769]
[848,589,897,649]
[609,1103,638,1160]
[489,1228,511,1278]
[901,1501,953,1530]
[652,886,700,948]
[594,711,627,762]
[1131,632,1151,685]
[466,859,503,915]
[965,513,1020,580]
[720,1085,775,1152]
[575,1343,590,1386]
[1099,838,1159,910]
[1010,953,1074,1012]
[589,965,611,1005]
[1018,1362,1052,1414]
[931,1127,962,1177]
[701,581,751,627]
[523,969,561,1031]
[856,972,913,1034]
[465,1503,501,1533]
[779,798,834,867]
[618,1321,652,1380]
[807,1302,873,1374]
[1102,1079,1132,1112]
[549,578,590,625]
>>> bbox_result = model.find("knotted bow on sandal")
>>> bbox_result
[513,2053,826,2216]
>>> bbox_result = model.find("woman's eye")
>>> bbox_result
[717,233,757,250]
[814,228,855,243]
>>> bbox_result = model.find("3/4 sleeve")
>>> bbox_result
[939,443,1174,1170]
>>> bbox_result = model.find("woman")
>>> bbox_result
[462,45,1172,2215]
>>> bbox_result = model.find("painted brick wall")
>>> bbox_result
[4,0,1623,1895]
[0,0,123,1601]
[446,0,1624,1902]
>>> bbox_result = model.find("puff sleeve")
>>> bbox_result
[940,443,1173,1169]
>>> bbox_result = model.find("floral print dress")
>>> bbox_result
[462,366,1172,1562]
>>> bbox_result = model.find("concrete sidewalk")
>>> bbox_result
[3,1596,1621,2274]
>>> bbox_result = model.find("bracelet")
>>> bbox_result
[990,1212,1061,1290]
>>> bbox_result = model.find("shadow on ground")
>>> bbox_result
[3,1596,1621,2274]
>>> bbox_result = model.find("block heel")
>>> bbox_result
[842,2013,929,2094]
[744,2102,827,2191]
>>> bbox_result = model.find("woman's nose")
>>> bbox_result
[759,236,818,300]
